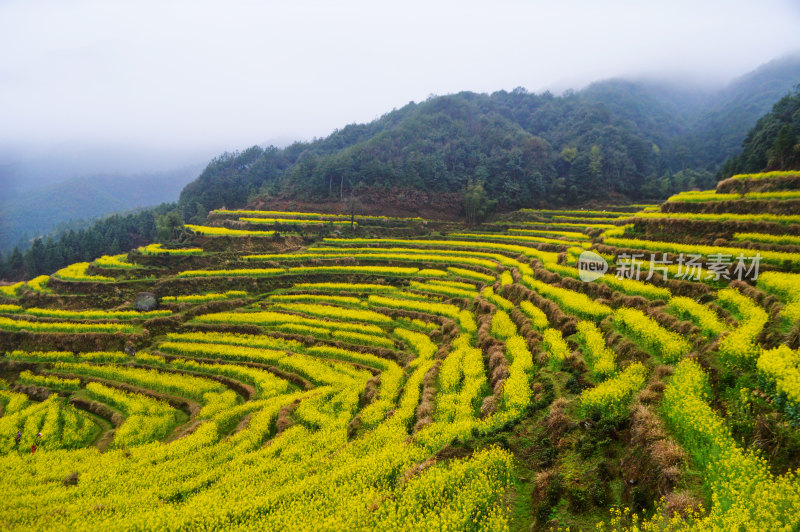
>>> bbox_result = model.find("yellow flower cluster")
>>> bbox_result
[631,210,800,225]
[0,282,25,298]
[267,301,393,324]
[543,262,670,299]
[17,371,80,391]
[185,224,278,236]
[669,296,728,336]
[507,228,590,240]
[167,332,302,351]
[756,345,800,418]
[543,328,570,363]
[368,294,459,320]
[268,293,363,305]
[314,244,533,274]
[0,316,136,334]
[448,231,592,248]
[26,275,50,292]
[521,208,633,217]
[53,262,115,282]
[6,350,77,362]
[162,290,247,303]
[246,250,498,270]
[614,307,691,363]
[22,307,171,320]
[288,265,419,276]
[730,170,800,180]
[138,243,204,255]
[490,309,517,340]
[93,254,137,268]
[85,381,180,448]
[178,267,284,278]
[575,321,617,377]
[0,395,96,453]
[448,267,495,283]
[0,389,29,415]
[734,232,800,246]
[417,268,448,277]
[215,208,424,222]
[307,344,395,371]
[394,327,437,360]
[240,217,354,226]
[330,329,395,348]
[716,288,768,365]
[409,280,477,299]
[663,358,800,530]
[323,237,558,264]
[668,189,800,202]
[520,300,549,329]
[603,236,800,267]
[435,334,487,423]
[482,286,514,311]
[168,358,291,400]
[195,310,383,334]
[158,340,368,386]
[292,282,397,292]
[503,335,534,411]
[757,271,800,322]
[581,362,647,419]
[522,275,612,320]
[54,361,227,402]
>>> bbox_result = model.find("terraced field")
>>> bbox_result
[1,173,800,530]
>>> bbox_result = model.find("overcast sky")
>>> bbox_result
[1,0,800,155]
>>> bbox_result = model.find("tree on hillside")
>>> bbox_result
[156,210,185,243]
[770,125,798,169]
[462,181,495,225]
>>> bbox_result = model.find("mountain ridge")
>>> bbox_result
[178,53,800,216]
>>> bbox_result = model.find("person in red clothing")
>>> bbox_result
[31,444,37,454]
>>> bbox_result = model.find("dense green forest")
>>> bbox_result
[718,87,800,176]
[1,55,798,282]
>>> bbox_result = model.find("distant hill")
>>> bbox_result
[673,54,800,170]
[179,54,800,216]
[718,85,800,176]
[0,166,201,253]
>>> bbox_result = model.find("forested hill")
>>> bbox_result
[2,56,799,282]
[718,86,800,176]
[179,54,800,214]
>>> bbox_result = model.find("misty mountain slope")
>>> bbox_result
[179,88,696,212]
[177,55,799,214]
[0,166,201,252]
[676,54,800,169]
[719,86,800,175]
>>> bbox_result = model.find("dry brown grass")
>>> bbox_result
[532,468,559,501]
[665,490,703,518]
[631,404,662,446]
[650,439,687,469]
[413,362,439,432]
[480,395,499,417]
[544,398,572,440]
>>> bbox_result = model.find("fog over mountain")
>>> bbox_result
[1,0,799,156]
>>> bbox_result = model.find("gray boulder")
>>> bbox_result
[134,292,159,312]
